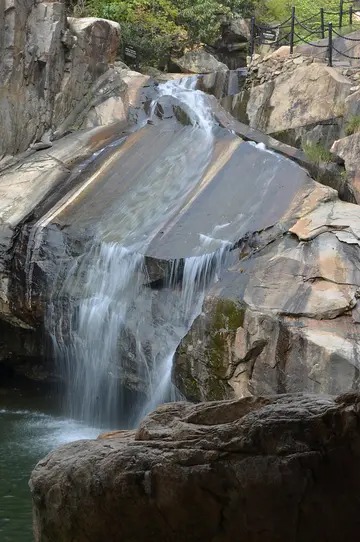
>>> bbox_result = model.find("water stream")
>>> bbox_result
[45,77,231,428]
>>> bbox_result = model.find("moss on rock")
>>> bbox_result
[174,297,246,402]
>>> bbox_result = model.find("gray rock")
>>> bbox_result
[0,3,153,376]
[0,124,132,375]
[222,17,250,43]
[174,175,360,401]
[246,64,351,135]
[332,132,360,203]
[173,48,228,74]
[0,3,126,160]
[29,393,360,542]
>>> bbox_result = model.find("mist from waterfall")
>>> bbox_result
[44,77,231,428]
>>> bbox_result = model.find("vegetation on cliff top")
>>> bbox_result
[66,0,262,65]
[66,0,347,65]
[266,0,342,22]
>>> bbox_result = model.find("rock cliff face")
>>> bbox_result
[0,1,129,162]
[0,0,152,378]
[30,393,360,542]
[233,50,360,202]
[246,60,351,142]
[332,132,360,203]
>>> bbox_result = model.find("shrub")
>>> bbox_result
[67,0,260,67]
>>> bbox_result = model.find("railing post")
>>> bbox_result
[349,5,353,26]
[339,0,344,29]
[289,6,296,54]
[250,16,256,58]
[328,22,333,67]
[320,7,325,39]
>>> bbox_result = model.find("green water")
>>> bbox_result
[0,381,99,542]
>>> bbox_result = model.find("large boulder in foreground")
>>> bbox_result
[30,393,360,542]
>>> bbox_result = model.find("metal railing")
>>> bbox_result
[249,1,360,66]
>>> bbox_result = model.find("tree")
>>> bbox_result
[67,0,259,66]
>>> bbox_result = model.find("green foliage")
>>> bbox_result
[264,0,342,23]
[345,115,360,136]
[68,0,259,66]
[303,142,333,165]
[177,0,259,45]
[71,0,184,66]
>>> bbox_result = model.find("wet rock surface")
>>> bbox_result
[242,50,360,201]
[2,4,360,402]
[0,0,154,377]
[30,392,360,542]
[3,102,360,389]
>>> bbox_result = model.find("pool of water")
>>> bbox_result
[0,381,100,542]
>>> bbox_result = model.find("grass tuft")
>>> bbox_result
[345,115,360,136]
[303,142,333,165]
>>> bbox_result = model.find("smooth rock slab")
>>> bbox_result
[30,393,360,542]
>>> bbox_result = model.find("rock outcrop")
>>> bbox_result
[213,16,249,70]
[0,1,153,377]
[241,50,360,202]
[246,58,351,144]
[173,48,228,74]
[30,393,360,542]
[332,132,360,202]
[198,69,247,101]
[174,168,360,401]
[0,1,138,162]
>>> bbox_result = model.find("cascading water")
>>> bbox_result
[39,77,231,428]
[47,244,146,427]
[136,237,231,423]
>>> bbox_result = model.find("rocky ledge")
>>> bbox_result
[30,393,360,542]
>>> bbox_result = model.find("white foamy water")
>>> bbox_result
[48,243,146,427]
[0,394,100,542]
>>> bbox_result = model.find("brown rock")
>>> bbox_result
[29,393,360,542]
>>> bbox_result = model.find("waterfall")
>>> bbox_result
[137,239,231,423]
[40,77,231,428]
[47,244,146,427]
